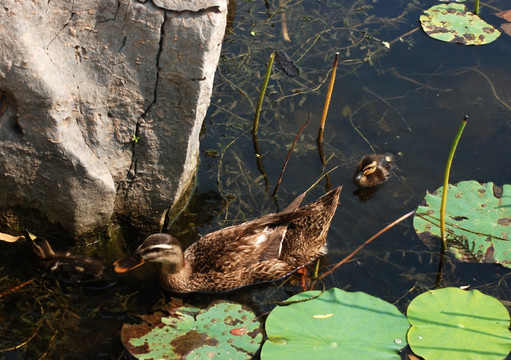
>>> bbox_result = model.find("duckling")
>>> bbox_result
[27,232,105,284]
[114,187,342,293]
[353,153,394,187]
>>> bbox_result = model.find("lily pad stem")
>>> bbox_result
[440,115,467,251]
[473,0,479,15]
[252,51,275,135]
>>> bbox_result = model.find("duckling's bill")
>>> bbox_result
[113,256,145,273]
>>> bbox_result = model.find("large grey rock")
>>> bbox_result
[0,0,227,236]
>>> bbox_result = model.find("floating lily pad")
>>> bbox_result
[420,3,501,45]
[407,287,511,359]
[121,300,262,359]
[261,288,409,359]
[496,10,511,37]
[414,181,511,268]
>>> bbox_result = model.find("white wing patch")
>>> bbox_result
[254,227,287,258]
[278,230,287,257]
[254,229,270,245]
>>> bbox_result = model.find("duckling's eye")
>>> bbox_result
[363,161,377,175]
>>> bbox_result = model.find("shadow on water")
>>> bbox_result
[2,0,511,357]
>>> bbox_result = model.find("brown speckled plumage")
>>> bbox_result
[114,187,342,293]
[354,153,394,187]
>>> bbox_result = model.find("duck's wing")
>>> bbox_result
[188,208,315,273]
[281,192,305,213]
[255,191,306,260]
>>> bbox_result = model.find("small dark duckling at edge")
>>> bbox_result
[27,231,105,284]
[354,153,394,187]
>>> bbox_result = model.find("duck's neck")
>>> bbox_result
[159,259,193,292]
[160,258,183,274]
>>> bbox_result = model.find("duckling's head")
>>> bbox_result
[29,234,56,260]
[114,233,185,274]
[353,153,393,187]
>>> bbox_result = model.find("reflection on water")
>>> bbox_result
[2,0,511,357]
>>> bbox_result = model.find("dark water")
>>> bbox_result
[2,0,511,358]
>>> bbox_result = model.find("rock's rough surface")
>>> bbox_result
[0,0,227,236]
[153,0,223,12]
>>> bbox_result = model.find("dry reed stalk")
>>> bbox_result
[317,52,339,144]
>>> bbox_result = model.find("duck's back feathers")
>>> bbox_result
[39,254,105,283]
[280,186,341,264]
[186,208,315,274]
[185,187,341,291]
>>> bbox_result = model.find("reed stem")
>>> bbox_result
[440,115,467,251]
[316,209,415,282]
[473,0,480,15]
[253,51,275,135]
[317,52,339,144]
[272,113,311,197]
[279,0,290,42]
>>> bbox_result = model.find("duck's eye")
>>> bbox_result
[363,161,377,175]
[142,244,182,262]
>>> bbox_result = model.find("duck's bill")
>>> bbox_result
[113,256,145,273]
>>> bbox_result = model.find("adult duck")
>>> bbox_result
[114,187,342,292]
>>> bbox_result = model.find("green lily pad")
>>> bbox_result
[407,287,511,359]
[420,3,501,45]
[414,181,511,268]
[261,288,409,359]
[121,300,262,359]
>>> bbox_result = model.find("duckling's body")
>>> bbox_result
[29,234,105,283]
[114,187,342,293]
[354,153,393,187]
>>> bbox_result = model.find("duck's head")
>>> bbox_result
[354,153,393,187]
[114,233,185,274]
